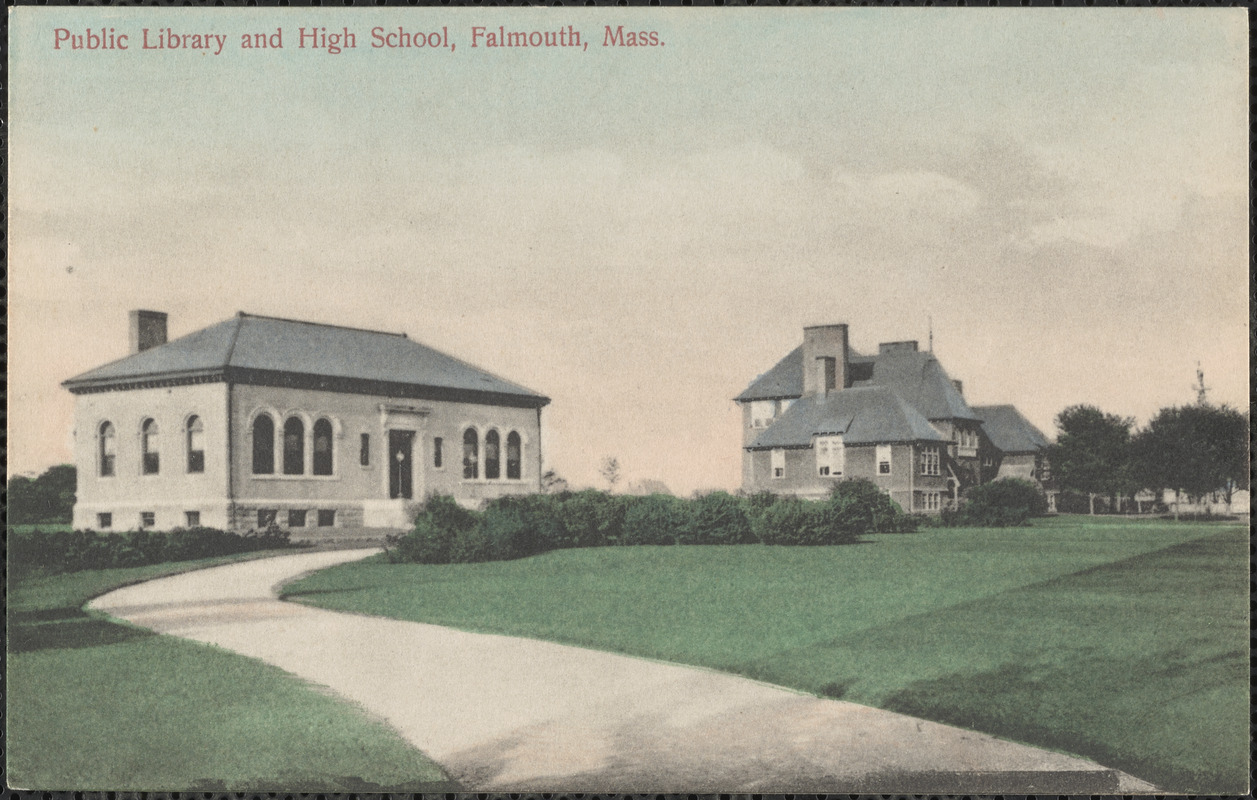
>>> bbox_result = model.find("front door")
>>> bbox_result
[388,430,415,499]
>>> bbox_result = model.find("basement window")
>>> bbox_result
[97,512,112,529]
[288,509,307,528]
[140,511,156,529]
[317,509,336,527]
[184,511,201,527]
[258,509,278,528]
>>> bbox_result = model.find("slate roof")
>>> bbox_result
[748,386,947,449]
[736,343,977,421]
[63,313,549,405]
[735,347,876,402]
[974,404,1050,454]
[864,350,978,421]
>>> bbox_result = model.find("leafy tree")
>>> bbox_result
[7,464,76,524]
[1130,403,1249,518]
[540,468,569,494]
[1048,405,1133,515]
[598,456,622,492]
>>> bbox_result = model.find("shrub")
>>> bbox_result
[753,497,857,546]
[621,494,692,546]
[951,478,1048,527]
[8,524,292,577]
[556,490,627,547]
[685,491,754,544]
[479,495,561,560]
[386,495,479,564]
[827,479,912,534]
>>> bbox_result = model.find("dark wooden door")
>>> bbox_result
[388,430,415,500]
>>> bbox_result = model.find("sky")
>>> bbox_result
[9,8,1249,495]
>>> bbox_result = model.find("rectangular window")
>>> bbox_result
[97,512,113,529]
[360,433,370,466]
[876,444,892,475]
[433,437,443,469]
[143,452,160,475]
[184,511,200,527]
[920,492,941,511]
[140,511,156,529]
[317,509,336,527]
[288,509,307,528]
[750,400,775,428]
[258,509,278,528]
[770,448,785,479]
[816,435,844,477]
[920,446,941,476]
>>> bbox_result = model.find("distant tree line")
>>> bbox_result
[1050,402,1248,516]
[7,465,76,525]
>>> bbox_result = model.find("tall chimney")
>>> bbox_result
[129,310,168,354]
[802,324,848,397]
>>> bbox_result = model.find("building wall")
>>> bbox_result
[745,441,949,511]
[72,381,544,531]
[72,383,232,530]
[231,383,542,528]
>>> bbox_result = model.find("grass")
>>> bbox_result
[285,516,1248,793]
[7,553,454,791]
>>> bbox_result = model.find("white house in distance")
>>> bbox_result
[63,310,549,532]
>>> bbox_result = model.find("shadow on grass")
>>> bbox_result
[188,775,463,792]
[8,609,156,654]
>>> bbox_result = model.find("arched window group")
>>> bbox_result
[251,411,337,477]
[462,427,524,481]
[95,414,206,477]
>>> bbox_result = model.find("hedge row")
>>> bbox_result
[9,525,293,577]
[386,480,920,565]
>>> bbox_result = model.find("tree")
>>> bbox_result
[6,464,76,525]
[540,468,569,494]
[1048,405,1133,515]
[598,456,622,492]
[1130,403,1248,518]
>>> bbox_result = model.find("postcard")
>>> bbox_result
[7,6,1249,794]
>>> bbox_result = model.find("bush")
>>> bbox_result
[556,490,628,547]
[949,478,1048,527]
[827,479,915,534]
[8,524,293,577]
[479,495,562,560]
[752,498,843,546]
[386,495,479,564]
[685,491,754,544]
[621,494,692,546]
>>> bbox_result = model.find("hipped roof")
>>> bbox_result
[63,313,549,405]
[974,404,1051,453]
[748,386,947,449]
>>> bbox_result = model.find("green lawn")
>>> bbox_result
[7,555,454,791]
[285,517,1248,793]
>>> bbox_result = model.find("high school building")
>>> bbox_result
[736,324,1054,512]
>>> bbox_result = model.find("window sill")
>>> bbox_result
[250,474,342,481]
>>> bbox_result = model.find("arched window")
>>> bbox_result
[313,418,334,476]
[283,417,305,475]
[186,416,205,473]
[463,427,479,479]
[99,421,116,477]
[252,414,275,475]
[141,419,160,474]
[484,430,501,480]
[506,431,522,480]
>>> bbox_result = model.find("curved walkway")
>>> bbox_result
[90,549,1153,792]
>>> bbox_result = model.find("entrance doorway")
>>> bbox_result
[388,430,415,500]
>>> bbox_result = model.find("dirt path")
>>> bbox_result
[89,549,1154,792]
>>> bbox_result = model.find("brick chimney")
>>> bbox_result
[129,310,168,354]
[802,324,848,396]
[878,340,919,355]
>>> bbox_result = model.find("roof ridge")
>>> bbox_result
[236,311,408,338]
